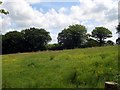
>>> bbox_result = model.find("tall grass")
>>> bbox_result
[2,46,119,88]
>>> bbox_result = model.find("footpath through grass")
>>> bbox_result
[2,46,119,88]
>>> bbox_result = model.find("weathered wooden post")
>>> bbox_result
[105,82,118,90]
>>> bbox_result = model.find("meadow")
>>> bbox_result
[2,46,119,88]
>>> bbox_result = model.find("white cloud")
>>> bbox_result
[58,7,67,14]
[49,33,58,44]
[25,0,79,3]
[1,17,11,33]
[1,0,119,43]
[25,0,41,4]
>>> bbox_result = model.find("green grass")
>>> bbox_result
[2,46,119,88]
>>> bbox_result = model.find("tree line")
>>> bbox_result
[1,23,120,54]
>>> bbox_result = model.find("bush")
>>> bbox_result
[47,44,63,50]
[106,40,114,45]
[85,38,99,47]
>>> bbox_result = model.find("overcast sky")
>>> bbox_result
[0,0,119,43]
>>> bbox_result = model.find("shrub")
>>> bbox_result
[47,44,63,50]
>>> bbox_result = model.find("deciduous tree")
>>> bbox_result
[21,27,51,51]
[57,24,87,49]
[92,27,112,46]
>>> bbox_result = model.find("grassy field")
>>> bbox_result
[2,46,119,88]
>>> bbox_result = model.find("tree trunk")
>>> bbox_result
[99,38,102,46]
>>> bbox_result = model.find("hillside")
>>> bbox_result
[2,46,119,88]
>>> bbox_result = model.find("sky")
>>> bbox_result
[0,0,119,43]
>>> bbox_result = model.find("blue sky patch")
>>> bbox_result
[31,2,80,13]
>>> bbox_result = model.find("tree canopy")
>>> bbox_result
[2,27,51,54]
[21,27,51,51]
[2,31,23,54]
[92,27,112,46]
[1,24,114,54]
[57,24,87,49]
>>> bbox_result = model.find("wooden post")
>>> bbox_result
[105,82,118,90]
